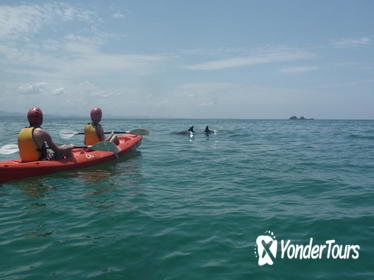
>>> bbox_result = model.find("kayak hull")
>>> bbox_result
[0,134,142,183]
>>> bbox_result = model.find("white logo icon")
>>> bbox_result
[255,231,277,266]
[254,231,360,266]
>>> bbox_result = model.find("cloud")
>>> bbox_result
[335,62,374,71]
[280,66,319,73]
[176,82,231,98]
[0,3,94,39]
[59,52,169,77]
[0,34,170,79]
[68,81,120,100]
[331,37,370,48]
[62,34,103,54]
[113,12,125,19]
[314,78,374,89]
[52,88,65,96]
[18,82,47,95]
[17,83,68,97]
[124,82,233,117]
[184,49,316,70]
[147,82,320,118]
[0,3,169,80]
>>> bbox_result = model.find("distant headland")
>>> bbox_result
[289,116,314,120]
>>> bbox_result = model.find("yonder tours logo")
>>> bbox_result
[254,231,360,266]
[255,231,278,266]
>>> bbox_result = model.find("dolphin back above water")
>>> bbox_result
[176,126,195,135]
[174,126,216,136]
[204,126,215,135]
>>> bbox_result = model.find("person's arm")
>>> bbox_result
[38,129,74,159]
[38,129,61,154]
[96,124,105,141]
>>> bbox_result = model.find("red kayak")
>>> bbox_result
[0,134,142,183]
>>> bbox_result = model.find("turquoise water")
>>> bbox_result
[0,118,373,279]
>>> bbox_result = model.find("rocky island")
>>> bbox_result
[289,116,314,120]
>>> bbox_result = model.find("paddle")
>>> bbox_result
[59,129,149,140]
[0,144,19,155]
[0,141,118,155]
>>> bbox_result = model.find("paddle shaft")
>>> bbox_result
[44,146,93,150]
[76,131,128,135]
[60,129,148,139]
[1,145,97,155]
[45,144,117,152]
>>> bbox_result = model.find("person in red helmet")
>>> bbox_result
[18,107,74,162]
[84,107,118,146]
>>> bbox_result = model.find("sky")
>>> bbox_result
[0,0,373,119]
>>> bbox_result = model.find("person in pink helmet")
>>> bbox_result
[84,107,119,146]
[18,107,74,162]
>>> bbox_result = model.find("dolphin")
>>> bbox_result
[176,126,195,135]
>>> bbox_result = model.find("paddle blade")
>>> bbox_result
[59,129,78,140]
[90,141,119,152]
[0,144,19,155]
[127,129,149,136]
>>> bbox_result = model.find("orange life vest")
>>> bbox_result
[84,123,101,145]
[18,127,41,162]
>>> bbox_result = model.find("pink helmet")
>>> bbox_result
[90,107,102,122]
[27,107,43,125]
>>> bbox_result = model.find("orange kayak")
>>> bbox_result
[0,134,142,183]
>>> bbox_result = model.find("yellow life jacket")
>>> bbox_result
[18,127,41,162]
[84,123,101,145]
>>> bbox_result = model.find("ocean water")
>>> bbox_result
[0,118,373,279]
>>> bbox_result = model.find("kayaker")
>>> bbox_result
[18,107,74,162]
[84,107,119,146]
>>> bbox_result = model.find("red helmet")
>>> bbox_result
[90,107,102,122]
[27,107,43,125]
